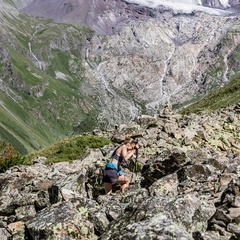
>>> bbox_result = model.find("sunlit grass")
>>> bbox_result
[180,76,240,114]
[26,135,112,164]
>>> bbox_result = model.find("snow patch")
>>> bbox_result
[219,0,230,8]
[125,0,233,15]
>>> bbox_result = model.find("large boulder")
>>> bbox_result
[25,200,98,240]
[141,149,190,184]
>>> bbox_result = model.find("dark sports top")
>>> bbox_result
[111,146,124,163]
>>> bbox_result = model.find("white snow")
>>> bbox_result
[125,0,233,15]
[219,0,230,8]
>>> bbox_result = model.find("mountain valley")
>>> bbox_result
[0,0,240,154]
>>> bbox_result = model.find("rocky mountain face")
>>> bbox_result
[19,0,240,122]
[0,104,239,239]
[0,0,240,154]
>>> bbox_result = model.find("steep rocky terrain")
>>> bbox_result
[81,14,240,126]
[0,0,240,154]
[0,104,239,239]
[0,1,239,239]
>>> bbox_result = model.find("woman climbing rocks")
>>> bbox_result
[103,139,139,195]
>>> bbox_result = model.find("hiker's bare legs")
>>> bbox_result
[116,175,130,194]
[104,182,112,195]
[104,176,129,195]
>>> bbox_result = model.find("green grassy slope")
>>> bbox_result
[180,75,240,114]
[0,8,97,154]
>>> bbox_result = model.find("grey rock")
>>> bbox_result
[25,200,98,240]
[0,228,10,240]
[142,148,190,184]
[0,106,240,239]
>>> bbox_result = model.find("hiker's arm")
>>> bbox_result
[122,146,137,161]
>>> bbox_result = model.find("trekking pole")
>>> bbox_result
[133,146,140,173]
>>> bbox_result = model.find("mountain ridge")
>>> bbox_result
[19,0,240,34]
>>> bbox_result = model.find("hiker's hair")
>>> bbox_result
[123,138,138,145]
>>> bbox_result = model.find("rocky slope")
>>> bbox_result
[80,12,240,129]
[0,104,239,239]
